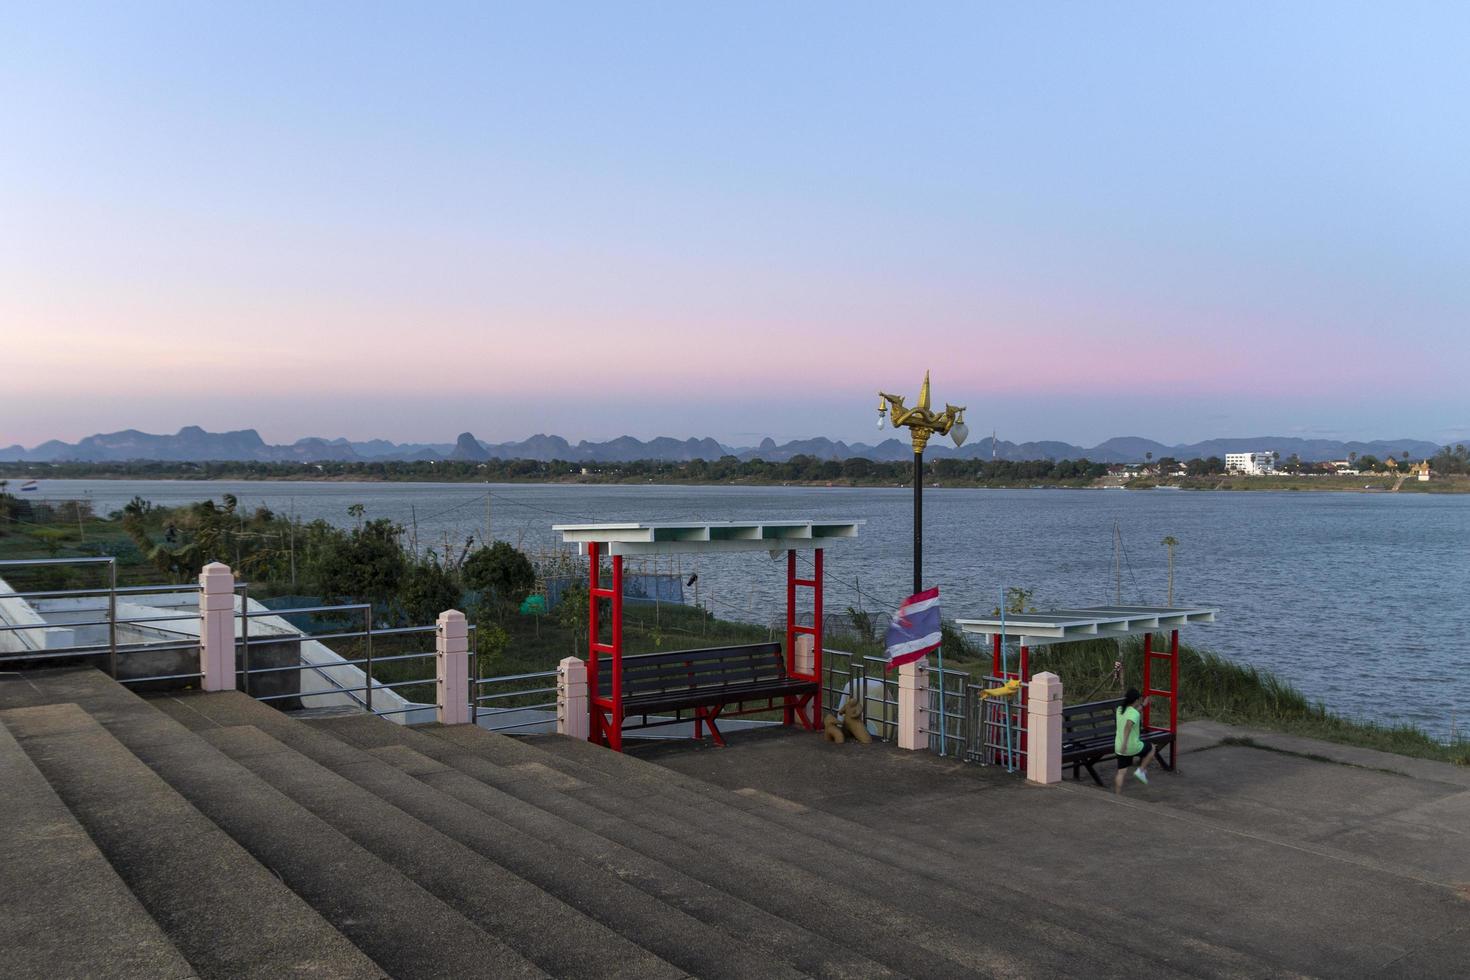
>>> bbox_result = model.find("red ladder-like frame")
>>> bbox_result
[783,549,823,730]
[586,541,624,751]
[1141,629,1180,768]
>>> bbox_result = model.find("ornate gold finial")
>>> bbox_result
[877,373,968,455]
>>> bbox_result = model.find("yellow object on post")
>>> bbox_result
[981,679,1022,699]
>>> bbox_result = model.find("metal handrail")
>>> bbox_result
[475,685,558,703]
[240,602,369,618]
[475,669,558,686]
[0,583,201,601]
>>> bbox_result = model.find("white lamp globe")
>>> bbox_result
[951,421,969,447]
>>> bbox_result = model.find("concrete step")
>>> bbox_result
[9,668,542,980]
[453,727,1266,979]
[321,716,1064,979]
[155,690,833,980]
[273,707,897,980]
[0,714,195,980]
[200,722,685,980]
[0,701,382,980]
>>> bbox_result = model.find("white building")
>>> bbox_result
[1225,451,1276,475]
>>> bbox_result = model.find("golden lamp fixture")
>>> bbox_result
[877,371,968,454]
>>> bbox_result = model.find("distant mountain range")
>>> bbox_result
[0,426,1448,467]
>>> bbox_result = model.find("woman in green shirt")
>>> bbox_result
[1113,688,1157,794]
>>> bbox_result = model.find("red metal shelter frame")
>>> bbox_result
[990,629,1181,764]
[584,542,826,752]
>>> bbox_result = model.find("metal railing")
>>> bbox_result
[922,664,971,757]
[234,586,455,719]
[472,669,559,733]
[967,675,1028,771]
[0,557,204,684]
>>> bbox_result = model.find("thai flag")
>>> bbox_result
[884,587,941,670]
[20,480,37,492]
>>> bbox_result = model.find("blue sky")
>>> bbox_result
[2,2,1466,447]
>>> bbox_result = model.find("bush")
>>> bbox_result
[397,559,461,625]
[462,542,536,608]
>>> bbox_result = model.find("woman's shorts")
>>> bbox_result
[1116,751,1146,769]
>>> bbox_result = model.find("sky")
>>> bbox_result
[3,2,1467,449]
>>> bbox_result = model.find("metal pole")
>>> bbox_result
[364,605,374,713]
[240,584,250,694]
[107,559,117,678]
[912,451,923,594]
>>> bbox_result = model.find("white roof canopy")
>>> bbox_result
[553,520,862,556]
[956,605,1218,646]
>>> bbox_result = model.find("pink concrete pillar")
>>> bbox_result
[896,660,929,750]
[557,656,588,739]
[1026,671,1064,784]
[198,562,236,692]
[436,610,471,725]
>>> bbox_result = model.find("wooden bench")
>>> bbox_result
[1061,697,1175,786]
[599,642,819,746]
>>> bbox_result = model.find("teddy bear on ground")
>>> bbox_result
[822,696,872,744]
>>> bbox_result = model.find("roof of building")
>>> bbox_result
[552,520,862,555]
[955,604,1218,645]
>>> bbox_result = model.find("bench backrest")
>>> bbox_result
[1061,697,1124,746]
[596,643,788,698]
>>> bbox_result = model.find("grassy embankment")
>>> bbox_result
[939,634,1470,766]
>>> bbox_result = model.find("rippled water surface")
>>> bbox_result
[27,479,1470,738]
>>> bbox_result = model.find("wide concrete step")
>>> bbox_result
[9,669,541,980]
[291,709,896,980]
[201,723,684,980]
[155,691,831,980]
[0,715,195,980]
[532,731,1275,969]
[323,716,1074,979]
[0,701,382,980]
[450,727,1265,978]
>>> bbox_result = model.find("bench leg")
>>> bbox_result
[702,706,727,747]
[1084,762,1104,787]
[788,692,817,731]
[1156,740,1175,772]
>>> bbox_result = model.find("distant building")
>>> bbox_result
[1225,452,1275,475]
[1415,461,1432,482]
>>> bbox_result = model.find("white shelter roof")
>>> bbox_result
[553,520,862,556]
[955,605,1218,646]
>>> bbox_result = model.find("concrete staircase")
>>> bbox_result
[3,667,1270,978]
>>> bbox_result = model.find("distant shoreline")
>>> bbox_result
[3,467,1466,494]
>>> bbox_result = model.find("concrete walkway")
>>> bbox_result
[635,721,1470,976]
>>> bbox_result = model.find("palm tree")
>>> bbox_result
[1161,536,1178,605]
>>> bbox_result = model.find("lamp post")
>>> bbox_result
[878,371,969,594]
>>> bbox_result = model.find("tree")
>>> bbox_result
[398,559,461,625]
[312,518,407,604]
[462,541,536,611]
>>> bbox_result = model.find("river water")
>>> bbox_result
[23,479,1470,739]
